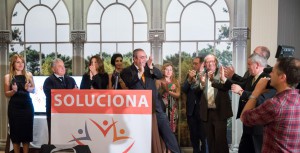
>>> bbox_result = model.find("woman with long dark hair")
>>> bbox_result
[80,55,108,89]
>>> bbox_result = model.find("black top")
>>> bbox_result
[80,73,109,89]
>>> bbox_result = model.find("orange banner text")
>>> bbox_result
[51,90,152,114]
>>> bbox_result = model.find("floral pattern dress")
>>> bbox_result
[161,82,178,133]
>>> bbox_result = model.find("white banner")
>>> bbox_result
[51,90,152,153]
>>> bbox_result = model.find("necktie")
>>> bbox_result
[207,80,215,108]
[252,76,256,85]
[141,73,145,83]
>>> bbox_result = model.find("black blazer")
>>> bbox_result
[80,73,108,89]
[199,72,233,122]
[43,74,77,117]
[120,64,163,113]
[182,76,202,117]
[224,72,276,134]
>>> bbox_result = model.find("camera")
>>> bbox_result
[263,45,296,89]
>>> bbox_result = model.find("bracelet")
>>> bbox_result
[249,95,257,100]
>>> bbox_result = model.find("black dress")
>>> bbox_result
[8,75,34,143]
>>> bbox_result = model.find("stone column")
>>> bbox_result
[230,0,250,151]
[149,30,164,66]
[70,30,85,76]
[0,30,11,147]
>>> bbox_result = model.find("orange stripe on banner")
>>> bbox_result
[51,90,152,114]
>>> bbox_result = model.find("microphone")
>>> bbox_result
[114,72,119,89]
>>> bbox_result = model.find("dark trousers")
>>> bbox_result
[238,133,255,153]
[252,135,263,153]
[204,109,229,153]
[156,111,181,153]
[187,108,207,153]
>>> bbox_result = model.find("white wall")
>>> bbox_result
[251,0,278,66]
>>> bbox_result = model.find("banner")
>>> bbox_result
[51,90,152,153]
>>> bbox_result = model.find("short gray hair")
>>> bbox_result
[51,58,63,67]
[249,53,267,68]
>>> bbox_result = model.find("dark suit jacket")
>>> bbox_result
[80,73,109,89]
[120,64,163,113]
[182,75,202,117]
[199,72,233,122]
[224,72,276,135]
[43,74,77,117]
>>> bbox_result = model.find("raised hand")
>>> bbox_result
[208,71,215,82]
[224,66,235,79]
[147,54,153,69]
[220,66,226,82]
[188,70,197,82]
[12,82,18,92]
[25,81,31,91]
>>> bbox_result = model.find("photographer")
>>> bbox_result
[241,57,300,152]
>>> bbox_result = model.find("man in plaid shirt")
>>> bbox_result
[241,57,300,152]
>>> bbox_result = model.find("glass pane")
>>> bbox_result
[199,0,216,6]
[102,5,132,41]
[131,0,147,22]
[212,0,230,21]
[166,0,183,22]
[216,22,230,40]
[41,0,59,9]
[117,43,132,55]
[25,44,41,75]
[163,42,179,61]
[181,42,197,56]
[11,3,27,24]
[87,25,100,41]
[57,25,70,42]
[41,44,55,75]
[57,43,73,75]
[181,3,214,40]
[198,42,215,57]
[11,26,24,43]
[102,43,116,54]
[134,43,150,56]
[134,24,147,41]
[41,43,55,56]
[25,6,55,42]
[53,1,69,23]
[9,44,25,54]
[118,0,135,8]
[87,0,103,23]
[84,43,100,60]
[97,0,116,8]
[166,23,179,41]
[21,0,39,9]
[179,0,195,6]
[215,42,232,66]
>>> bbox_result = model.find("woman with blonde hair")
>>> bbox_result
[4,54,35,153]
[156,63,181,133]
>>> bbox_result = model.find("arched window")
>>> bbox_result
[165,0,232,147]
[86,0,148,73]
[10,0,71,75]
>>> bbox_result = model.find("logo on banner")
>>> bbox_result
[69,117,135,152]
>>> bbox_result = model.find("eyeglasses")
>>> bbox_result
[206,61,216,64]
